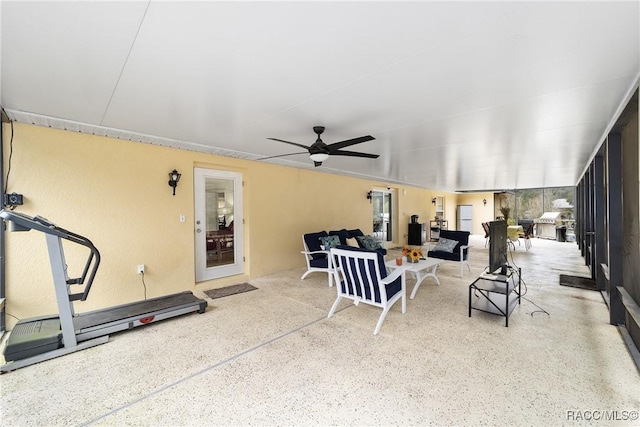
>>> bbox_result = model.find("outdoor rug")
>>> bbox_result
[559,274,597,291]
[204,283,257,300]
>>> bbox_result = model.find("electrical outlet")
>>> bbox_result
[137,264,145,274]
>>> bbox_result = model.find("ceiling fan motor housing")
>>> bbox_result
[311,126,329,154]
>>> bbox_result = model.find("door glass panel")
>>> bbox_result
[194,168,243,282]
[205,178,235,268]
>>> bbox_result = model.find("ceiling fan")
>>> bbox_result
[262,126,379,167]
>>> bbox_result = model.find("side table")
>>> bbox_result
[468,268,521,327]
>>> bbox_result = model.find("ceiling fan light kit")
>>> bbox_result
[309,153,329,162]
[265,125,379,167]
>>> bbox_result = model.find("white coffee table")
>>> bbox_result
[386,257,443,299]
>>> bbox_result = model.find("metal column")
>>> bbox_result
[0,110,6,334]
[607,133,625,325]
[594,153,606,291]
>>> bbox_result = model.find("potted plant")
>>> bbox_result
[500,206,511,223]
[402,245,423,263]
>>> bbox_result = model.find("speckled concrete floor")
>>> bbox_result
[1,236,639,426]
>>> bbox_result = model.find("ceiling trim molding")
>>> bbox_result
[579,71,640,183]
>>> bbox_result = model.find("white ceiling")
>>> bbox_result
[1,1,638,192]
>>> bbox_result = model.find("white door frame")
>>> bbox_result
[194,167,244,282]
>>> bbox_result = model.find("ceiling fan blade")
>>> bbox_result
[258,151,308,160]
[327,135,375,152]
[267,138,310,151]
[330,150,379,159]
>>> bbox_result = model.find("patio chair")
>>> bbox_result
[426,230,471,277]
[523,223,534,251]
[482,222,490,248]
[301,232,334,287]
[328,246,407,335]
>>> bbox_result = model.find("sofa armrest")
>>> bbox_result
[459,244,470,260]
[301,249,330,261]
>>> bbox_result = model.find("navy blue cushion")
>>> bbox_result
[384,275,403,301]
[347,229,364,238]
[333,245,400,303]
[309,257,329,268]
[428,230,470,261]
[304,231,328,260]
[334,244,386,276]
[427,249,461,261]
[329,229,350,245]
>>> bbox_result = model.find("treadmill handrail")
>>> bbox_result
[0,210,100,301]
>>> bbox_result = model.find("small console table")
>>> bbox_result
[468,268,521,327]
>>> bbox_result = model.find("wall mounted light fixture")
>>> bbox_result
[168,169,181,196]
[367,191,373,203]
[431,197,437,206]
[483,198,487,206]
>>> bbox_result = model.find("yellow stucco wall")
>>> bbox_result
[456,192,496,234]
[1,123,459,327]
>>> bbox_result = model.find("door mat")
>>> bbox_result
[559,274,597,291]
[204,283,257,300]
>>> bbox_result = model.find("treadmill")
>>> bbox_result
[0,210,207,372]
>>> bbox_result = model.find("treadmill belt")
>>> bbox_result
[73,291,202,330]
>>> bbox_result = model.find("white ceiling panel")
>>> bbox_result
[1,1,149,123]
[1,1,638,192]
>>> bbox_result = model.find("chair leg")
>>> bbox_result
[328,296,342,318]
[301,270,312,280]
[459,261,471,278]
[374,306,391,335]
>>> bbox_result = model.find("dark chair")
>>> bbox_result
[482,222,490,248]
[427,229,471,277]
[522,223,534,251]
[301,231,334,287]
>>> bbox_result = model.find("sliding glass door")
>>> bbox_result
[371,189,394,243]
